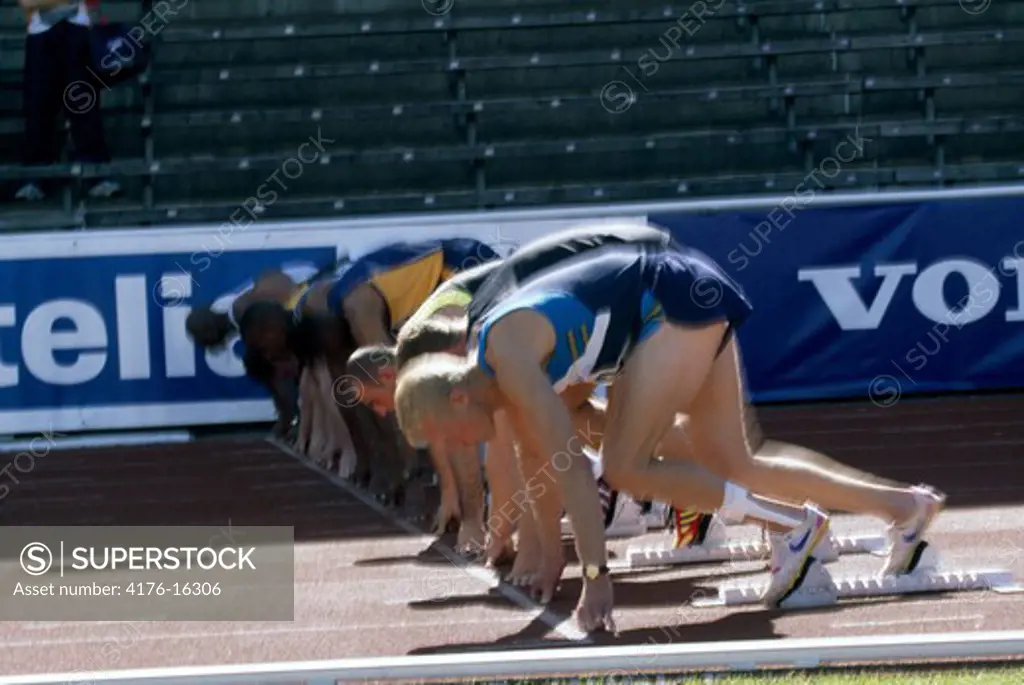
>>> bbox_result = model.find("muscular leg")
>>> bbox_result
[684,339,918,524]
[312,360,355,468]
[296,366,315,454]
[369,412,407,506]
[341,404,376,487]
[575,397,905,504]
[305,369,333,466]
[332,410,358,478]
[390,417,430,519]
[598,322,808,533]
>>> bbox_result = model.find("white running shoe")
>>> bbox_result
[881,484,946,577]
[640,500,671,529]
[604,493,649,538]
[762,504,830,607]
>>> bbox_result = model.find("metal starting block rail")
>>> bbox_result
[691,556,1024,609]
[626,533,888,568]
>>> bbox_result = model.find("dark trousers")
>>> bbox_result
[22,20,110,172]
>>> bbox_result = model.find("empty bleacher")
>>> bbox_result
[2,0,1024,230]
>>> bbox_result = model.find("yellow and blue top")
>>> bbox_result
[312,238,499,329]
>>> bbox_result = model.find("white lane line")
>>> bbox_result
[0,617,531,648]
[266,437,591,644]
[834,615,985,629]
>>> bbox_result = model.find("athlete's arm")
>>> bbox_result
[313,361,352,452]
[483,409,528,560]
[511,425,566,579]
[484,317,609,582]
[426,438,461,532]
[243,349,295,436]
[269,376,298,436]
[342,284,393,346]
[297,365,320,454]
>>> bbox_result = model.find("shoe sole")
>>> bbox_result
[769,515,830,607]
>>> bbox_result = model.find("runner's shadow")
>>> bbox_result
[407,586,537,612]
[406,612,783,656]
[405,572,714,613]
[406,614,583,655]
[353,537,472,568]
[550,575,903,617]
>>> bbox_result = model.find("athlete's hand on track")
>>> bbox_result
[528,554,565,605]
[433,495,461,535]
[575,575,617,634]
[484,532,514,568]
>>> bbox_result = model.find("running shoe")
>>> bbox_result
[671,508,715,548]
[880,484,946,577]
[762,503,830,606]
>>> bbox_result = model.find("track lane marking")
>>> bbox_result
[266,437,592,644]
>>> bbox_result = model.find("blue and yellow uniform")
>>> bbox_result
[471,243,752,392]
[322,238,499,330]
[287,260,352,317]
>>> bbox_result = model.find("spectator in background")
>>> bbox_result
[15,0,120,201]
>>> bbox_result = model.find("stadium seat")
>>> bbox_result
[3,0,1024,230]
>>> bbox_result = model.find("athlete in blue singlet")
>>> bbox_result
[392,242,945,634]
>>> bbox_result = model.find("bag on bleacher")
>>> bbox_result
[88,22,151,87]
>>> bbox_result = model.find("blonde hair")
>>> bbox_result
[395,317,468,370]
[393,353,472,447]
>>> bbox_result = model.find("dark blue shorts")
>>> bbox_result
[637,249,752,348]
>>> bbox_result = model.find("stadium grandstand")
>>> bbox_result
[3,0,1024,229]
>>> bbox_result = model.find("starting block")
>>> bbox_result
[691,546,1024,609]
[561,500,671,539]
[626,530,888,568]
[561,516,649,539]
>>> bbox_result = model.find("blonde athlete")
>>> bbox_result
[393,242,945,634]
[346,224,705,571]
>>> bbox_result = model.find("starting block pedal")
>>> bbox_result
[691,547,1024,609]
[626,532,887,569]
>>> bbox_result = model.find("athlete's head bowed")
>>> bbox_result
[186,308,235,349]
[393,352,498,449]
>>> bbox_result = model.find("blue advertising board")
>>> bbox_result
[651,196,1024,403]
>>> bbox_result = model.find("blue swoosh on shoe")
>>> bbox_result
[903,530,918,544]
[789,527,812,553]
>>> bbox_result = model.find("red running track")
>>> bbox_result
[1,394,1024,676]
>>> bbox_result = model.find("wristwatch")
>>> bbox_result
[583,564,609,580]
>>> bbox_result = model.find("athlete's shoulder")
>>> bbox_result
[360,239,445,265]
